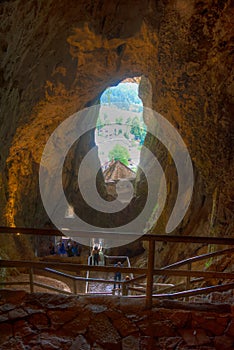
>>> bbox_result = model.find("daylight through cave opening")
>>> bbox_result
[95,77,146,181]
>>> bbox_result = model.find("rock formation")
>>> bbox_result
[0,290,233,349]
[0,0,233,265]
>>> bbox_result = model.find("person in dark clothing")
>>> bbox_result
[58,239,66,256]
[49,243,55,255]
[66,243,74,257]
[114,261,122,289]
[92,245,100,265]
[72,241,80,256]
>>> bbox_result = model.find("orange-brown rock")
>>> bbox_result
[0,290,233,349]
[0,0,233,271]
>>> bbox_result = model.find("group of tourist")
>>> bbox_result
[50,238,130,292]
[49,239,81,257]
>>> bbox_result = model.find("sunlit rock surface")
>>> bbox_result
[0,0,233,265]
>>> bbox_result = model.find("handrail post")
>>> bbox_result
[29,267,34,293]
[145,240,155,309]
[73,279,77,294]
[186,262,191,290]
[185,262,192,301]
[122,280,130,296]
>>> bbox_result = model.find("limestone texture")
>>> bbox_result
[0,1,233,267]
[0,290,234,349]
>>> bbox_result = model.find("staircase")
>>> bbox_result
[85,238,132,294]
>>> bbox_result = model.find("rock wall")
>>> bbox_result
[0,290,233,349]
[0,1,233,262]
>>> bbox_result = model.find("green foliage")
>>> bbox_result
[205,257,213,269]
[126,117,132,125]
[130,116,147,144]
[108,144,130,166]
[101,83,143,112]
[130,116,141,139]
[115,116,123,125]
[124,131,129,139]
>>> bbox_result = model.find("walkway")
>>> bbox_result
[86,238,131,294]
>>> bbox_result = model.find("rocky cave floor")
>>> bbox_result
[0,288,233,350]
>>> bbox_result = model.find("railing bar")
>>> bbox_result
[127,274,146,283]
[137,282,174,287]
[127,282,234,299]
[191,277,204,283]
[0,226,234,245]
[162,247,234,270]
[105,255,130,259]
[151,282,234,299]
[45,268,123,284]
[0,282,29,286]
[45,267,78,280]
[153,278,205,294]
[128,287,146,293]
[85,292,113,295]
[1,261,234,279]
[0,261,148,274]
[29,282,234,298]
[153,270,234,279]
[33,282,72,295]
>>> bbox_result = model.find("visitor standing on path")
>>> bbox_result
[58,239,66,256]
[92,245,100,265]
[114,261,122,289]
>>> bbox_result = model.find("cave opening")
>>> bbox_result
[95,77,146,176]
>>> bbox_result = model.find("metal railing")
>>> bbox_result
[85,254,132,294]
[0,226,234,308]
